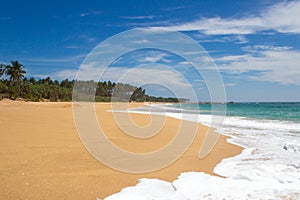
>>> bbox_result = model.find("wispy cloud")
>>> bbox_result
[165,1,300,35]
[63,45,81,49]
[78,34,97,42]
[79,10,103,17]
[224,83,236,87]
[49,62,99,80]
[216,45,300,85]
[120,15,155,20]
[178,61,191,65]
[111,51,171,66]
[196,35,249,44]
[242,45,292,52]
[52,69,77,80]
[137,52,168,63]
[108,19,172,28]
[63,33,98,50]
[167,16,263,35]
[233,35,249,44]
[80,12,89,17]
[133,39,150,44]
[162,6,185,11]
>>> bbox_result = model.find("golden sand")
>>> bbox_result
[0,100,242,199]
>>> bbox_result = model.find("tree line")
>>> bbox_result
[0,61,182,102]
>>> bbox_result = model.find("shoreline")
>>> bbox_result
[0,101,243,199]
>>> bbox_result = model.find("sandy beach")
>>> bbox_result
[0,100,242,199]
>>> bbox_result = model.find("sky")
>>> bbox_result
[1,0,300,102]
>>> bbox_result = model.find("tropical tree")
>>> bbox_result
[0,64,5,98]
[130,87,146,102]
[5,61,26,98]
[0,64,5,78]
[44,76,53,85]
[29,77,36,84]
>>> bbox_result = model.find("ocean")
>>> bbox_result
[106,102,300,200]
[171,102,300,122]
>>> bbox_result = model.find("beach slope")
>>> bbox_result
[0,100,242,199]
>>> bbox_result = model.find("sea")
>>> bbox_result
[172,102,300,122]
[105,102,300,200]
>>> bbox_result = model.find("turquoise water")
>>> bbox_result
[170,102,300,122]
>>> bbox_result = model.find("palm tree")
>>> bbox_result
[45,76,53,85]
[29,77,36,84]
[0,64,5,78]
[5,61,26,98]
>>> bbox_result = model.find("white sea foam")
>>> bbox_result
[105,105,300,199]
[105,179,178,200]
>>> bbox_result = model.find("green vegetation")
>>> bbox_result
[0,61,183,102]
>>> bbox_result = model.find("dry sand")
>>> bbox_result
[0,100,242,199]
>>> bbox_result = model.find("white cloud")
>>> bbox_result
[80,10,102,17]
[178,61,191,65]
[234,35,249,44]
[162,6,185,11]
[133,39,150,44]
[168,16,263,35]
[49,62,103,80]
[243,45,292,52]
[262,1,300,34]
[196,34,248,44]
[165,1,300,35]
[217,46,300,85]
[224,83,236,87]
[51,69,77,80]
[137,52,168,63]
[80,12,89,17]
[64,45,81,49]
[120,16,155,20]
[216,55,249,62]
[78,34,97,42]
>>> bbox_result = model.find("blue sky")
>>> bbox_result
[1,0,300,102]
